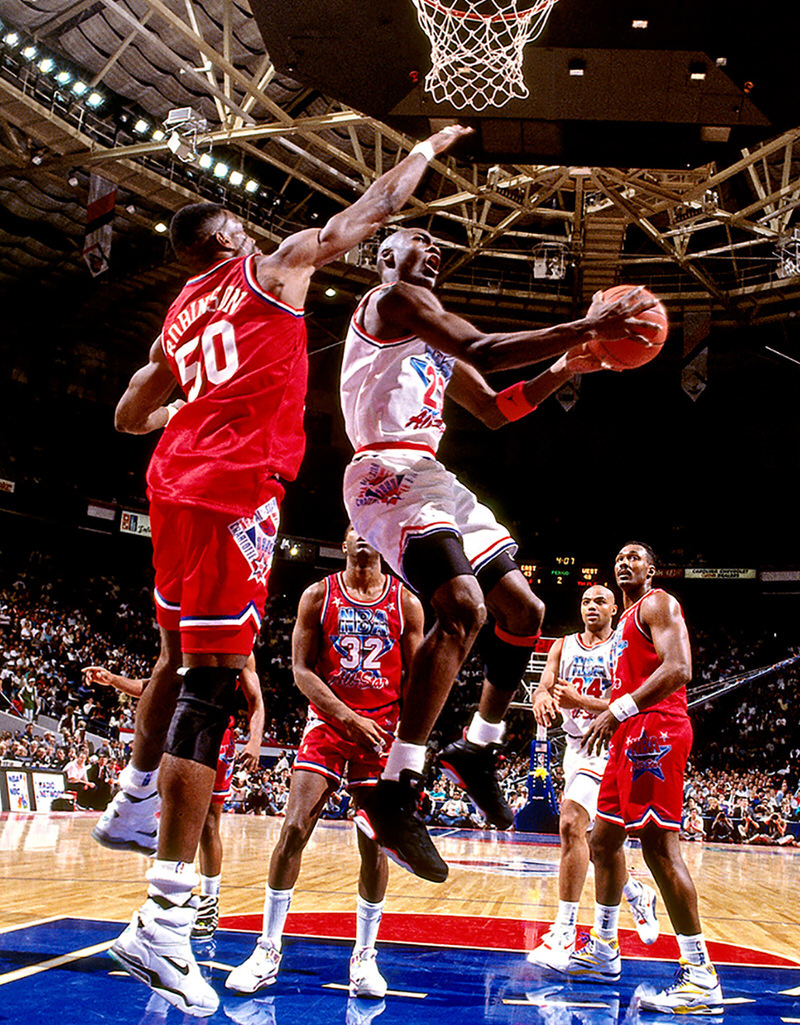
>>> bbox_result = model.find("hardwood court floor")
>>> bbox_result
[1,810,798,962]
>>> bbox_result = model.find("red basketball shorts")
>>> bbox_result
[596,710,693,832]
[293,706,398,789]
[150,480,284,655]
[211,720,236,805]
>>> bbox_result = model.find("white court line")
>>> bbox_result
[781,986,800,996]
[721,998,756,1005]
[504,999,610,1008]
[0,939,114,986]
[322,982,427,998]
[0,915,66,936]
[197,960,236,971]
[780,1018,800,1023]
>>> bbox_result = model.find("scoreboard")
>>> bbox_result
[520,557,604,588]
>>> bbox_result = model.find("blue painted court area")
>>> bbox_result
[2,918,800,1024]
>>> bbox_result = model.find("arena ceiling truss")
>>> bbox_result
[1,0,800,331]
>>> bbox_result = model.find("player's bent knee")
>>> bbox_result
[164,665,240,769]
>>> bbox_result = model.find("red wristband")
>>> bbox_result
[495,381,537,421]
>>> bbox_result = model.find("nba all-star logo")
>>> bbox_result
[229,497,280,584]
[625,730,672,782]
[355,463,413,507]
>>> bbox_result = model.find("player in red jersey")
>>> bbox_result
[83,658,262,940]
[108,123,469,1017]
[227,526,423,999]
[567,542,723,1015]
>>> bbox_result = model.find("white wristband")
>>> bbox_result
[410,139,435,163]
[608,694,639,722]
[165,401,181,424]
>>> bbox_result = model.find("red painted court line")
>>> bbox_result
[220,911,800,968]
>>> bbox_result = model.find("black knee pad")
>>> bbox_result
[401,529,474,601]
[480,623,537,693]
[165,665,240,769]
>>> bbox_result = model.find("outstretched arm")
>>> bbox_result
[375,283,656,375]
[82,666,145,699]
[115,336,182,434]
[263,125,472,274]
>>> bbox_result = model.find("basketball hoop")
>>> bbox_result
[410,0,558,111]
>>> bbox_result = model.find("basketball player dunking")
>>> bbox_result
[339,227,657,881]
[567,542,723,1015]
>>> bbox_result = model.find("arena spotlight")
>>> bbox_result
[152,128,166,141]
[21,44,36,59]
[56,70,72,84]
[229,170,244,187]
[133,118,149,135]
[689,61,707,81]
[631,18,648,28]
[3,31,19,46]
[198,153,213,170]
[213,161,229,179]
[568,58,585,77]
[38,57,54,73]
[244,179,259,193]
[86,91,103,108]
[67,169,80,187]
[324,287,337,297]
[72,80,88,96]
[154,222,168,234]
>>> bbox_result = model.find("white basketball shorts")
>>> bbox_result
[342,451,517,581]
[562,732,610,824]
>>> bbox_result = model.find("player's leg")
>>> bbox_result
[440,560,541,827]
[349,825,390,999]
[354,534,485,883]
[112,497,280,1016]
[227,750,339,994]
[636,824,722,1013]
[92,625,181,855]
[193,801,223,940]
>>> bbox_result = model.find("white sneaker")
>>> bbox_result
[93,789,159,855]
[225,940,282,994]
[109,896,218,1017]
[626,881,660,945]
[566,931,621,981]
[639,960,723,1015]
[526,925,576,971]
[349,947,387,998]
[192,895,219,939]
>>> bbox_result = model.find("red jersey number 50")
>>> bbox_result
[174,319,239,400]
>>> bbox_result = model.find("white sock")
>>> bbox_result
[554,900,579,931]
[382,740,426,781]
[465,711,505,747]
[262,886,293,948]
[146,860,198,904]
[355,896,384,951]
[120,762,159,796]
[200,873,221,898]
[622,876,641,901]
[677,932,710,967]
[594,903,620,943]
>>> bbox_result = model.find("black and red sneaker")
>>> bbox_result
[354,769,448,883]
[438,737,514,829]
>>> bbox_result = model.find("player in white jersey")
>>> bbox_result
[529,586,659,970]
[341,226,656,882]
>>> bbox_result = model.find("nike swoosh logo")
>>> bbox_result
[163,956,191,976]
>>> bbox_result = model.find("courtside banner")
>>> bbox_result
[685,568,757,580]
[83,173,117,277]
[120,510,151,538]
[31,771,66,811]
[0,478,14,494]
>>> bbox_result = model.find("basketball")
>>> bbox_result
[588,285,668,370]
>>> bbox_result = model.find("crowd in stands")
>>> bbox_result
[2,557,800,845]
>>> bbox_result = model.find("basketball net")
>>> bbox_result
[410,0,558,111]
